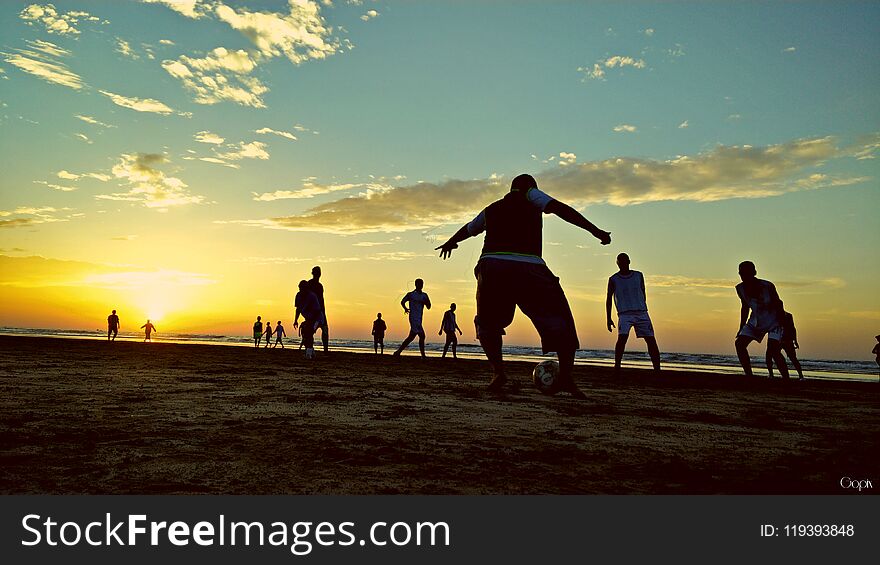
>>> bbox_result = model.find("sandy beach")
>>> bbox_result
[0,335,877,494]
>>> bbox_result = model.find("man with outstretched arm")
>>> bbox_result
[435,173,611,399]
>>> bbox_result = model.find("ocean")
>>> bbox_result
[3,327,876,382]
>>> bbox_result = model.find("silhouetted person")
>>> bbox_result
[606,253,661,373]
[253,316,263,348]
[294,280,322,359]
[872,335,879,381]
[372,313,387,354]
[273,320,286,349]
[307,266,329,352]
[140,320,156,342]
[393,278,431,358]
[107,309,120,341]
[734,261,789,378]
[439,303,463,359]
[767,303,804,380]
[436,173,611,398]
[262,321,272,348]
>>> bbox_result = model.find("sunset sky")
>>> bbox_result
[1,1,878,359]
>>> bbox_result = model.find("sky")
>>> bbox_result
[1,0,878,360]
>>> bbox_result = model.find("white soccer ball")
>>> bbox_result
[532,360,560,395]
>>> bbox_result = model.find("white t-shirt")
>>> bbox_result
[404,290,430,325]
[610,271,647,314]
[466,187,553,265]
[736,279,781,332]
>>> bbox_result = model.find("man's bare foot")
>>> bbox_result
[487,373,507,392]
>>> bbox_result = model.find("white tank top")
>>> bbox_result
[610,271,647,314]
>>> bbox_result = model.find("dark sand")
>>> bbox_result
[0,335,877,494]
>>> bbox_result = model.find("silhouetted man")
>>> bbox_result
[253,316,263,348]
[372,313,387,354]
[294,280,322,359]
[439,303,463,359]
[264,321,273,348]
[735,261,789,378]
[606,253,661,373]
[436,173,611,398]
[767,303,803,380]
[393,278,431,358]
[107,309,120,341]
[273,320,287,349]
[306,266,329,352]
[140,320,156,342]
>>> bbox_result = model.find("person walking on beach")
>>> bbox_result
[393,278,432,358]
[872,335,880,381]
[273,320,286,349]
[372,313,387,354]
[307,266,329,353]
[253,316,263,348]
[606,253,661,373]
[140,320,156,342]
[439,303,463,359]
[734,261,789,379]
[767,303,804,380]
[435,173,611,398]
[294,280,323,360]
[263,320,273,348]
[107,309,120,342]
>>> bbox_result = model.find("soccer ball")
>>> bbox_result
[533,360,560,395]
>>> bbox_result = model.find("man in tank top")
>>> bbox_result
[606,253,661,373]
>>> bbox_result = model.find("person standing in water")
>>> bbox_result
[372,313,387,354]
[140,320,156,342]
[439,303,463,359]
[605,253,661,373]
[393,278,432,358]
[107,309,120,342]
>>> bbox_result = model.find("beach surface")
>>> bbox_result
[1,335,877,494]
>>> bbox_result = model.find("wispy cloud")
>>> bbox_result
[558,152,577,166]
[99,90,176,114]
[782,46,796,53]
[162,47,268,107]
[115,38,138,59]
[97,153,203,210]
[19,3,104,36]
[217,141,269,161]
[0,206,69,228]
[578,55,646,81]
[252,181,386,201]
[678,120,689,129]
[225,135,876,234]
[613,124,637,133]
[194,130,225,144]
[361,10,379,22]
[139,0,208,19]
[75,114,114,128]
[255,127,297,141]
[2,40,85,90]
[33,180,76,192]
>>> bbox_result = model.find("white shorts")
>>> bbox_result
[738,324,782,343]
[618,312,654,338]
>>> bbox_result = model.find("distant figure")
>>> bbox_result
[372,313,387,354]
[872,335,879,381]
[767,304,804,380]
[436,173,611,398]
[734,261,789,378]
[253,316,263,348]
[439,303,463,359]
[140,320,156,342]
[294,280,323,359]
[107,309,120,341]
[605,253,661,373]
[263,321,273,348]
[307,266,329,353]
[273,320,286,349]
[393,278,432,358]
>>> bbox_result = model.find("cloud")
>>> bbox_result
[197,157,240,168]
[361,10,379,21]
[194,130,225,144]
[75,114,114,128]
[111,235,138,241]
[252,181,384,201]
[727,113,742,121]
[782,46,796,53]
[139,0,208,19]
[217,141,269,160]
[98,153,203,209]
[33,180,76,192]
[255,127,297,141]
[19,3,103,35]
[51,170,111,182]
[579,55,646,81]
[99,90,175,114]
[678,120,689,129]
[115,38,138,59]
[613,124,637,133]
[558,152,577,166]
[2,40,85,90]
[226,135,876,234]
[0,206,68,228]
[159,39,175,46]
[75,133,92,144]
[352,241,392,247]
[643,28,655,37]
[162,47,268,107]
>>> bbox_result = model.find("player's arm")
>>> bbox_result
[294,307,301,329]
[606,279,615,332]
[425,295,431,310]
[455,320,462,334]
[544,199,611,245]
[400,295,409,314]
[436,225,472,260]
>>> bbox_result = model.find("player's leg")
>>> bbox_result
[417,329,426,357]
[442,333,450,358]
[768,338,789,379]
[735,335,756,376]
[394,331,416,355]
[644,336,661,371]
[614,332,629,372]
[451,333,458,359]
[782,342,804,379]
[475,261,516,391]
[765,345,775,378]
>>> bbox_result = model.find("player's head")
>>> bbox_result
[738,260,756,281]
[616,253,630,270]
[298,279,308,290]
[257,315,261,321]
[377,312,382,319]
[312,266,321,278]
[112,309,116,314]
[277,320,282,325]
[415,278,424,290]
[450,303,456,311]
[510,173,537,193]
[875,334,880,342]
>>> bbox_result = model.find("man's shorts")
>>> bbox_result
[409,321,425,336]
[737,323,782,343]
[475,258,579,353]
[618,311,654,338]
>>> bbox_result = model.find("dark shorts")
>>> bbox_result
[474,258,579,353]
